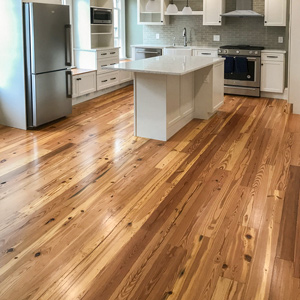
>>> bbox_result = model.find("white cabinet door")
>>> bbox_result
[203,0,225,26]
[261,61,284,93]
[137,0,169,25]
[119,71,133,84]
[265,0,287,26]
[72,72,97,97]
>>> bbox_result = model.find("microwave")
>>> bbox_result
[91,7,112,24]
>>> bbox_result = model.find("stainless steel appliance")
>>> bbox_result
[135,48,163,60]
[24,3,72,128]
[90,7,112,24]
[218,45,264,97]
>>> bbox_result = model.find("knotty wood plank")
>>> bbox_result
[0,87,296,300]
[211,277,244,300]
[276,165,300,262]
[269,258,300,300]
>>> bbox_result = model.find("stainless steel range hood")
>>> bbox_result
[221,0,263,17]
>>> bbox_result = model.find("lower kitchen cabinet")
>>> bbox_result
[261,52,285,93]
[72,72,97,98]
[119,71,133,84]
[97,71,119,90]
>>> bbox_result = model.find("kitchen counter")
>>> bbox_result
[105,56,224,141]
[71,68,96,76]
[105,55,224,76]
[262,49,287,54]
[131,44,219,50]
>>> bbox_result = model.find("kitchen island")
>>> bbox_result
[105,56,224,141]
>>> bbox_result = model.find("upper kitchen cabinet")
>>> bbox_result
[138,0,169,25]
[264,0,287,26]
[73,0,114,49]
[203,0,225,26]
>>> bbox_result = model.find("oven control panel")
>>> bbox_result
[218,49,261,57]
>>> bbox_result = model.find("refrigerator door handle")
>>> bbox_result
[66,70,72,98]
[65,24,72,66]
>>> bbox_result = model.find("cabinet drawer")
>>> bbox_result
[261,53,284,62]
[97,71,119,90]
[97,49,119,59]
[193,49,218,57]
[97,57,119,74]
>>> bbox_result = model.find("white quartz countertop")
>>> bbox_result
[131,44,169,49]
[262,49,286,54]
[104,55,224,75]
[131,44,219,50]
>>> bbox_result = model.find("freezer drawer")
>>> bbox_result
[28,70,72,127]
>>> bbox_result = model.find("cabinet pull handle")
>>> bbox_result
[111,77,116,80]
[65,24,72,66]
[101,65,108,67]
[110,52,116,54]
[66,70,72,98]
[267,56,279,58]
[201,53,211,55]
[101,80,108,83]
[76,78,81,81]
[101,53,107,56]
[110,63,116,65]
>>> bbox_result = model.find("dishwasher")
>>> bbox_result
[134,47,162,60]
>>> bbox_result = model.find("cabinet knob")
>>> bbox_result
[265,21,267,23]
[261,63,264,66]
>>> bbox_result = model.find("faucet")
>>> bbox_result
[183,28,187,47]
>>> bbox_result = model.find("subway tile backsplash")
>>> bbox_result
[143,0,287,50]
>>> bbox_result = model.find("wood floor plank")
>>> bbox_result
[211,277,244,300]
[276,165,300,262]
[269,258,300,300]
[0,85,297,300]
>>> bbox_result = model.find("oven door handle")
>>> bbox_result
[245,57,260,61]
[219,55,259,61]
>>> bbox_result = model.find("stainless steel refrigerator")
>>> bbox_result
[24,3,72,128]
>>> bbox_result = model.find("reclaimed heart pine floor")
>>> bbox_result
[0,85,300,300]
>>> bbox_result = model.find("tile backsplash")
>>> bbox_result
[143,0,288,50]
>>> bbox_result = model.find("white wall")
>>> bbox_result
[288,0,300,114]
[0,0,27,130]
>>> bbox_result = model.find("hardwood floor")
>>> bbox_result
[0,85,299,300]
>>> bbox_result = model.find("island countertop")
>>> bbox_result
[104,55,225,76]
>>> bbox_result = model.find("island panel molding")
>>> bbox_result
[105,56,225,141]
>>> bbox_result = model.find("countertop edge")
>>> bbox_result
[104,58,225,76]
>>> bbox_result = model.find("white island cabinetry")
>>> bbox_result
[104,56,225,141]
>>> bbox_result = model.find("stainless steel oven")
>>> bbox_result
[218,45,264,97]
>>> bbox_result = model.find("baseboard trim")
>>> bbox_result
[261,88,288,100]
[72,81,133,106]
